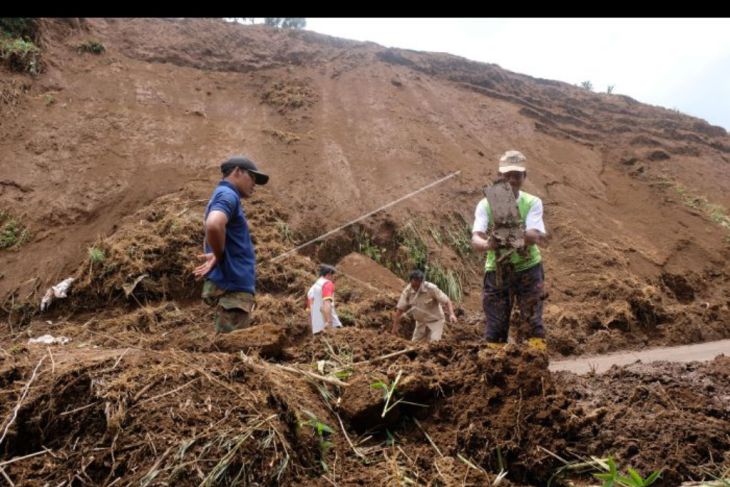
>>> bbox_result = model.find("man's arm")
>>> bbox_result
[471,200,497,252]
[525,229,548,245]
[391,308,404,334]
[444,299,457,324]
[524,198,549,247]
[472,231,498,252]
[193,210,228,279]
[205,210,228,262]
[432,285,457,323]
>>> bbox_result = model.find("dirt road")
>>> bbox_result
[550,339,730,374]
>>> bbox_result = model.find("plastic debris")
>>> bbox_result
[28,334,71,345]
[40,277,75,312]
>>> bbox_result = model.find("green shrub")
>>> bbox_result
[427,263,463,303]
[0,211,31,250]
[0,18,38,40]
[0,36,41,74]
[88,247,106,264]
[77,40,105,54]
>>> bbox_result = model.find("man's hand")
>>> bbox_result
[193,253,217,280]
[449,313,457,324]
[485,235,501,250]
[525,229,550,247]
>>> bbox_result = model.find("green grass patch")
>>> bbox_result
[673,182,730,232]
[0,35,41,74]
[0,210,31,250]
[88,246,106,264]
[77,40,105,54]
[426,262,463,303]
[356,230,384,263]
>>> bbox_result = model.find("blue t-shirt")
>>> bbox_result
[203,181,256,294]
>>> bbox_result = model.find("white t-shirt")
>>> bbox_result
[307,277,342,335]
[472,191,546,234]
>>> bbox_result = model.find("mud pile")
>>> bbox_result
[2,17,730,486]
[3,325,729,486]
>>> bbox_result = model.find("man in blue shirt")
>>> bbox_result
[193,156,269,333]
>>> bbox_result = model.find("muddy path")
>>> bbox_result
[550,338,730,374]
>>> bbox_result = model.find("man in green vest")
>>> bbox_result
[471,150,549,351]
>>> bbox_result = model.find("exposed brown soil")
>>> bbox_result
[1,18,730,486]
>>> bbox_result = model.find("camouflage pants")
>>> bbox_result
[202,280,254,333]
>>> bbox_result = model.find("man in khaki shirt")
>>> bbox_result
[391,269,457,342]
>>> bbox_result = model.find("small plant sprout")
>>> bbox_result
[592,457,662,487]
[370,370,427,418]
[300,410,335,471]
[88,246,105,263]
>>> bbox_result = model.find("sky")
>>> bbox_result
[303,18,730,131]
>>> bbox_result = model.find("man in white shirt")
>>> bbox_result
[471,150,549,351]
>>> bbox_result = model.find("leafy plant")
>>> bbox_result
[445,214,473,258]
[299,410,335,471]
[593,457,661,487]
[370,370,427,418]
[0,211,31,250]
[264,18,306,29]
[427,263,463,302]
[0,35,41,74]
[77,40,105,54]
[88,246,105,263]
[357,231,383,263]
[428,226,443,245]
[672,182,730,233]
[580,80,593,91]
[0,18,38,40]
[385,429,396,446]
[398,221,428,269]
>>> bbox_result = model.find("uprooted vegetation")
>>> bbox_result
[2,327,729,486]
[260,78,318,113]
[2,17,730,486]
[0,18,41,75]
[0,190,728,486]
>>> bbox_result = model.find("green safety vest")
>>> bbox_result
[480,191,542,272]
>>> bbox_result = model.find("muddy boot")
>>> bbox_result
[526,337,546,352]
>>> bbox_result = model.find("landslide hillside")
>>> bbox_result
[1,18,729,486]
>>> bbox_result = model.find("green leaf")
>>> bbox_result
[644,470,662,485]
[319,422,334,435]
[593,473,613,480]
[627,467,644,485]
[616,473,638,487]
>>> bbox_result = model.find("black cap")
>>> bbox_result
[409,269,425,281]
[319,264,336,276]
[221,156,269,185]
